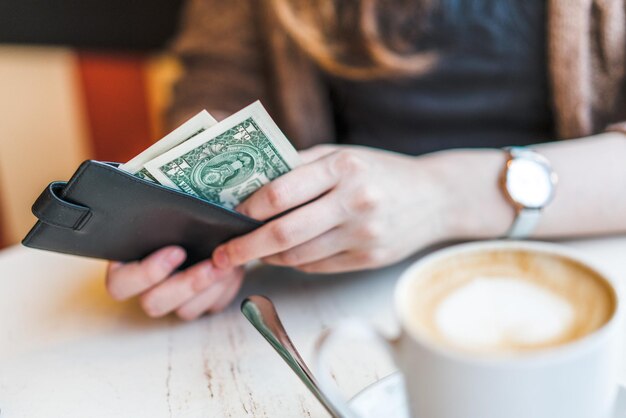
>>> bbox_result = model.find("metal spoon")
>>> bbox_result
[241,295,343,418]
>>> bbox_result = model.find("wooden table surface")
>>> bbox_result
[1,237,626,417]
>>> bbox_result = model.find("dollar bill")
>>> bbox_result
[119,110,218,181]
[143,101,300,209]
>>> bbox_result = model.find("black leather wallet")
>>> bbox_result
[22,160,263,268]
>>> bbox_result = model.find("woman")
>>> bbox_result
[105,0,626,320]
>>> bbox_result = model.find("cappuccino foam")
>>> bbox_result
[435,276,574,351]
[403,249,615,354]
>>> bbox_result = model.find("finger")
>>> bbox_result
[209,272,244,313]
[109,261,124,271]
[139,259,220,317]
[176,268,244,320]
[236,156,339,221]
[299,144,339,164]
[106,246,186,301]
[262,227,349,267]
[296,250,387,274]
[214,192,345,268]
[174,280,229,321]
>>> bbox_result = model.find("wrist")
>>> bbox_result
[429,148,515,240]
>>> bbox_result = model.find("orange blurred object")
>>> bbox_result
[76,52,154,162]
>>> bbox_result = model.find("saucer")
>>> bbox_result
[348,372,626,418]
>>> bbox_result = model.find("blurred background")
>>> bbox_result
[0,0,186,247]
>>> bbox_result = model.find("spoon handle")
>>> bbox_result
[241,295,343,418]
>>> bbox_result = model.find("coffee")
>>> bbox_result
[316,242,623,418]
[402,249,615,354]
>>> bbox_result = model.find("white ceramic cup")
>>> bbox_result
[314,241,624,418]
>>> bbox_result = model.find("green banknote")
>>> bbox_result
[143,101,300,209]
[119,110,218,181]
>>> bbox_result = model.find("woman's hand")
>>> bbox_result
[104,144,512,317]
[211,144,510,273]
[105,246,244,320]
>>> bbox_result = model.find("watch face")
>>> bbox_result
[506,158,554,209]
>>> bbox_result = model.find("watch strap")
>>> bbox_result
[506,207,541,239]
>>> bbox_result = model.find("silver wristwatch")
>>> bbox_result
[500,147,558,239]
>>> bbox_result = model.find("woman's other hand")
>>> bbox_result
[105,246,244,320]
[211,144,510,273]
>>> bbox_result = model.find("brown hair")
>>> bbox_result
[271,0,438,79]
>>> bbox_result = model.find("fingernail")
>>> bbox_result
[213,247,230,269]
[163,247,185,268]
[109,261,124,271]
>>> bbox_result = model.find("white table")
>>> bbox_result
[1,237,626,417]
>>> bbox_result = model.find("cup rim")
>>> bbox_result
[394,240,622,366]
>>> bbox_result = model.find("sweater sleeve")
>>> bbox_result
[166,0,272,129]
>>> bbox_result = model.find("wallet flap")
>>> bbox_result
[32,181,92,230]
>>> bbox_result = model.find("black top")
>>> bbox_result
[328,0,553,156]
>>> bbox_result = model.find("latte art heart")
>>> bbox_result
[403,249,615,354]
[435,277,574,350]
